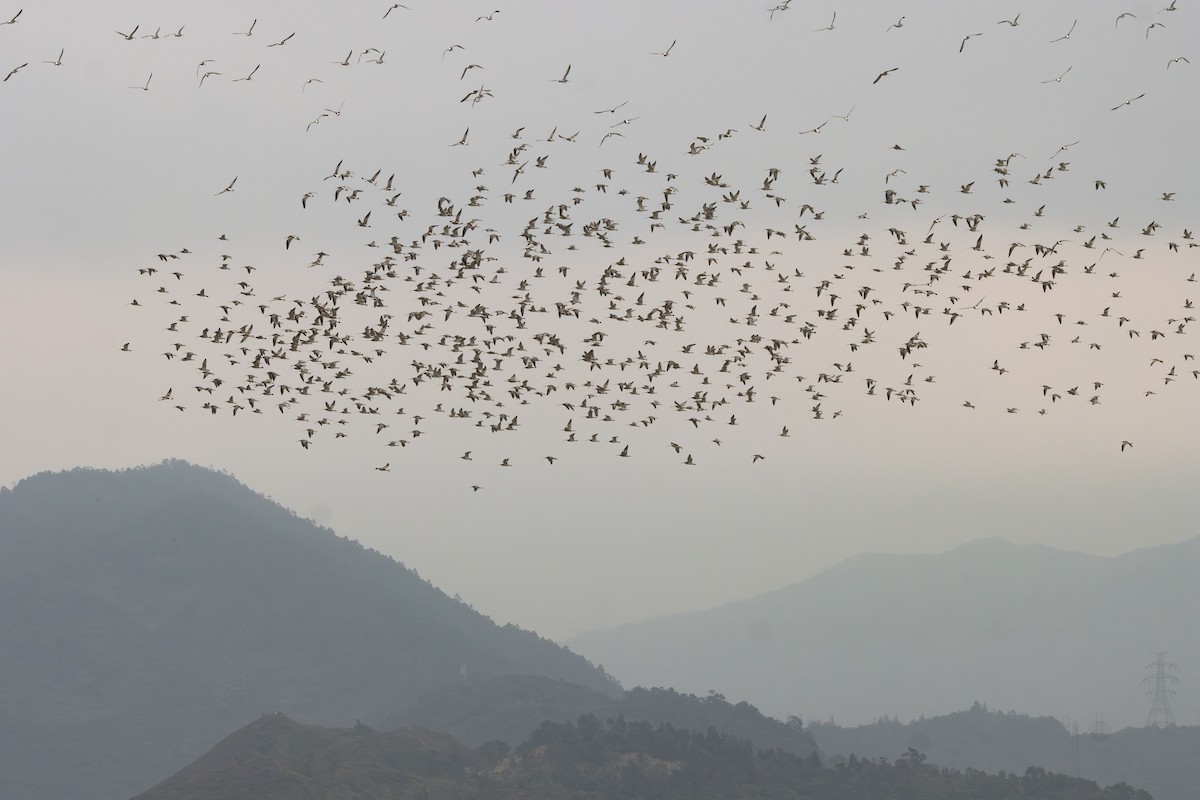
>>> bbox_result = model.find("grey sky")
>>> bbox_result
[1,0,1197,646]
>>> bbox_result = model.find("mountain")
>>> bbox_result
[130,713,477,800]
[384,675,818,756]
[133,712,1150,800]
[808,703,1200,800]
[570,537,1200,726]
[0,461,618,800]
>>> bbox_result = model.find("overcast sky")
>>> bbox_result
[1,0,1197,646]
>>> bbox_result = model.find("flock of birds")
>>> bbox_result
[5,3,1196,484]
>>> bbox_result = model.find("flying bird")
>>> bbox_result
[1050,19,1077,42]
[1111,93,1145,110]
[650,39,676,57]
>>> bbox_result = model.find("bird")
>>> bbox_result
[873,67,899,84]
[749,114,767,131]
[233,65,260,82]
[215,177,237,195]
[267,32,295,47]
[959,32,983,52]
[997,13,1020,26]
[43,49,64,67]
[450,127,469,147]
[235,19,256,36]
[130,73,152,91]
[116,25,139,40]
[1042,66,1072,84]
[551,64,571,83]
[1167,56,1190,68]
[1111,93,1145,110]
[594,100,628,115]
[650,39,676,57]
[816,12,836,32]
[886,17,906,31]
[0,9,21,24]
[1121,440,1133,452]
[383,3,411,17]
[1050,19,1077,42]
[3,62,27,82]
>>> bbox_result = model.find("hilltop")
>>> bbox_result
[0,461,617,800]
[134,711,1149,800]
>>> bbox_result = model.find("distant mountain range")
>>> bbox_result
[809,703,1200,800]
[571,536,1200,726]
[0,461,617,800]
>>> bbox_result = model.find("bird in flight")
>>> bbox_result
[959,32,983,52]
[235,19,256,36]
[594,100,628,115]
[130,73,152,91]
[3,62,27,81]
[551,64,571,83]
[1050,19,1077,42]
[1111,93,1145,110]
[233,65,260,82]
[116,25,139,40]
[651,39,676,57]
[43,49,63,66]
[1,9,22,25]
[383,3,410,17]
[215,177,238,195]
[873,67,899,84]
[1041,66,1072,84]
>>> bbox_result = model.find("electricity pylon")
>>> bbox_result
[1144,652,1177,727]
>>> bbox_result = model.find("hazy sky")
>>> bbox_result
[1,0,1197,649]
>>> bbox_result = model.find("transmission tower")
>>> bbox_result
[1144,652,1177,727]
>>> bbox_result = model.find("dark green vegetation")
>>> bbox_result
[811,703,1200,800]
[572,536,1200,725]
[134,712,1151,800]
[0,462,618,800]
[387,675,817,755]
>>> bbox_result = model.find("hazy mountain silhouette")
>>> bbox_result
[0,461,618,800]
[571,537,1200,726]
[808,703,1200,800]
[132,710,1151,800]
[384,675,817,756]
[130,713,477,800]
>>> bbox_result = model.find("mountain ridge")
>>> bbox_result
[571,533,1200,726]
[0,460,617,800]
